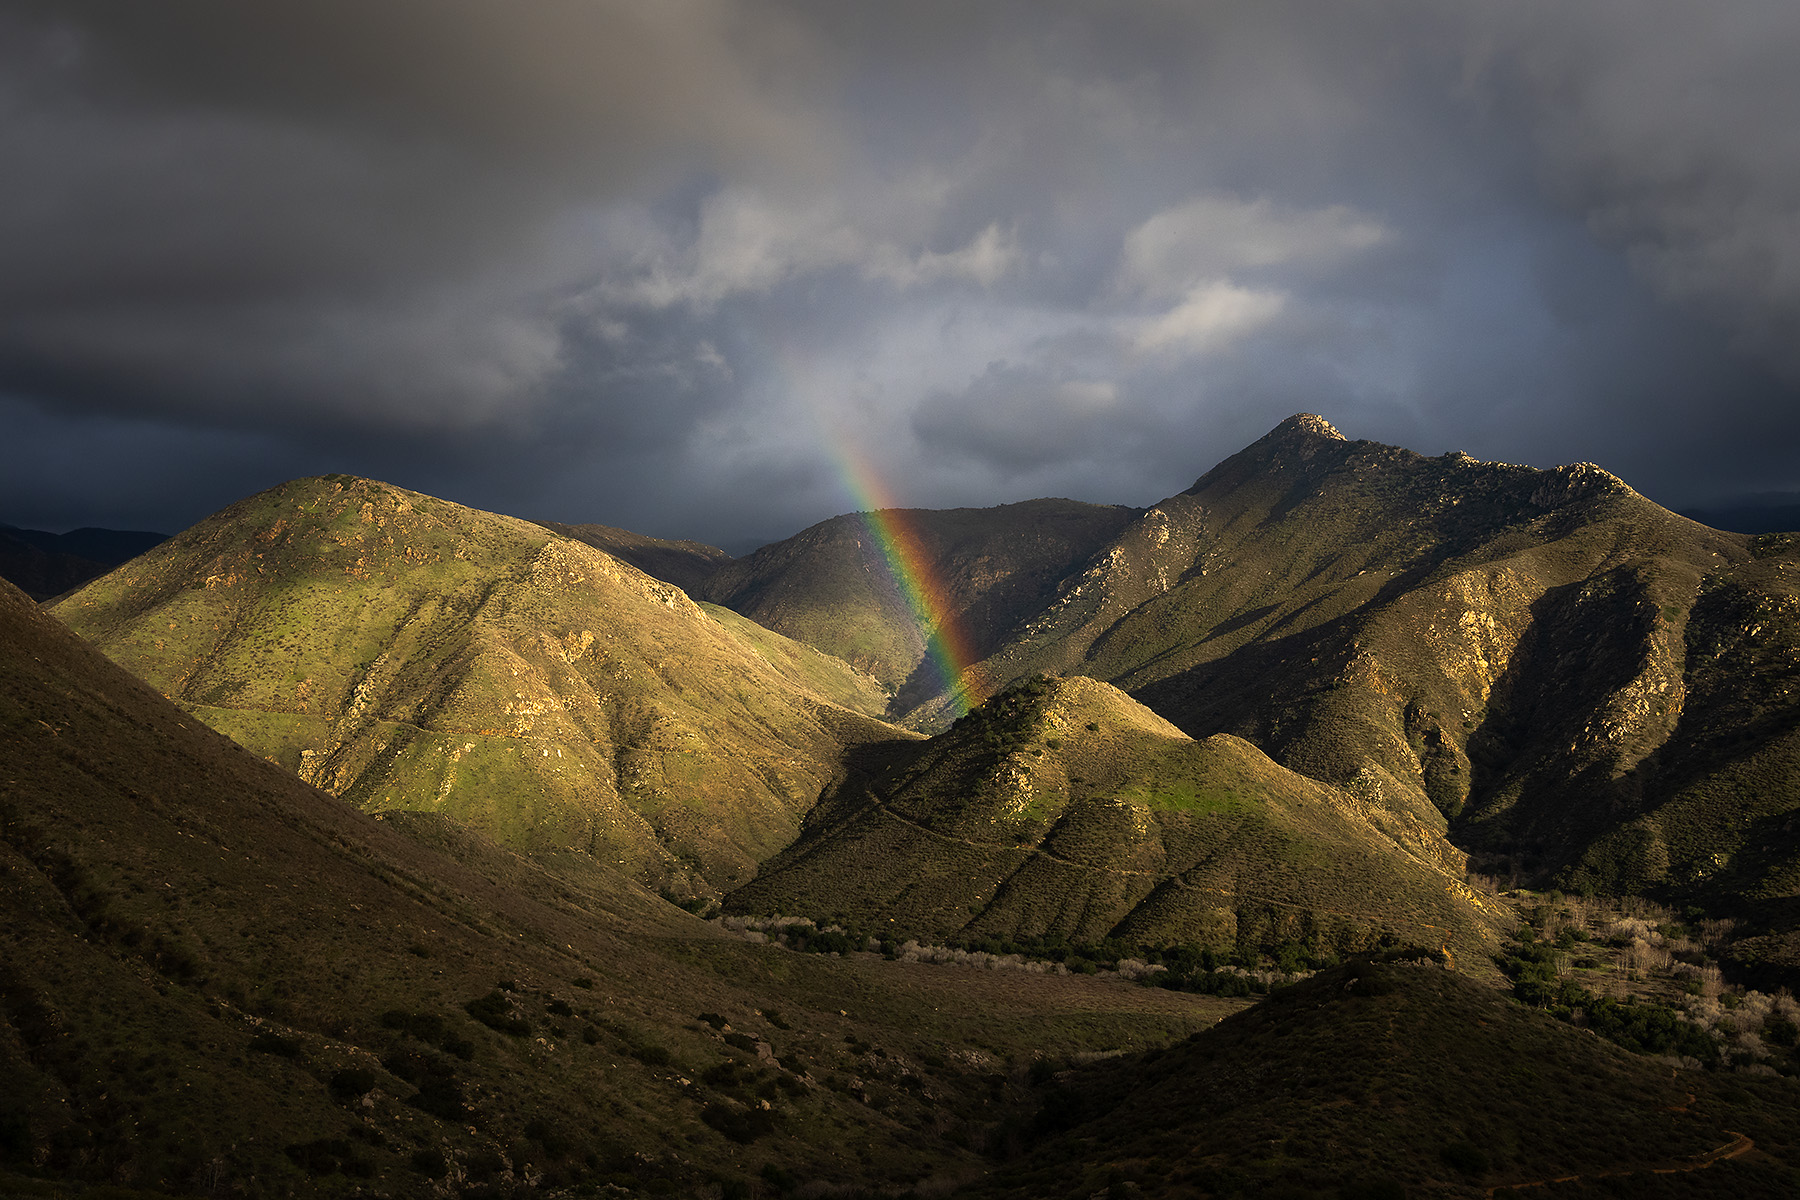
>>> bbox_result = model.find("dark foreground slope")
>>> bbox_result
[1,577,1239,1196]
[701,499,1139,720]
[730,677,1508,964]
[52,476,894,897]
[972,958,1800,1199]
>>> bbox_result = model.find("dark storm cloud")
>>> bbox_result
[3,0,1798,547]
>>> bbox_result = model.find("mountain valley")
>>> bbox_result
[8,415,1800,1197]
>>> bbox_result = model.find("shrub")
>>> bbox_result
[702,1062,745,1089]
[702,1103,775,1144]
[524,1117,573,1159]
[381,1009,469,1056]
[465,990,531,1036]
[410,1148,448,1178]
[248,1031,302,1057]
[328,1067,377,1101]
[631,1044,672,1067]
[284,1139,370,1177]
[1441,1142,1488,1176]
[408,1077,467,1121]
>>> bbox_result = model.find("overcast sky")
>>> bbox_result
[3,1,1799,552]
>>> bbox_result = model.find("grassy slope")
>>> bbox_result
[700,499,1139,719]
[51,476,900,898]
[729,677,1509,966]
[699,601,894,721]
[970,958,1800,1199]
[2,576,1243,1197]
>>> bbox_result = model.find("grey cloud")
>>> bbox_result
[1465,0,1800,379]
[3,0,1798,548]
[0,0,835,432]
[913,365,1128,475]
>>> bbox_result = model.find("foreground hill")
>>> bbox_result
[975,957,1800,1199]
[3,575,1241,1196]
[730,676,1508,964]
[52,476,894,898]
[700,499,1139,720]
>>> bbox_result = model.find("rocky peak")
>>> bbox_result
[1273,413,1346,442]
[1530,461,1635,509]
[1182,413,1351,496]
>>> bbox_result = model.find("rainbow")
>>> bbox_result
[833,443,986,718]
[762,333,985,716]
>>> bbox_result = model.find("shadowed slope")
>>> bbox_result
[969,958,1800,1199]
[52,476,901,896]
[729,677,1508,964]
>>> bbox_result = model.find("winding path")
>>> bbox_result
[1487,1130,1755,1195]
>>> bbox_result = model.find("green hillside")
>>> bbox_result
[3,575,1245,1196]
[700,498,1139,721]
[729,676,1509,965]
[52,476,898,898]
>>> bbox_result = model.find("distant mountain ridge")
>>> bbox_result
[44,419,1800,981]
[1681,492,1800,536]
[0,522,165,601]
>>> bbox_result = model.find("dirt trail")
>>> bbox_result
[1487,1130,1754,1195]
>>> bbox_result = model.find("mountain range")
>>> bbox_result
[9,566,1800,1197]
[10,414,1800,1195]
[688,416,1800,982]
